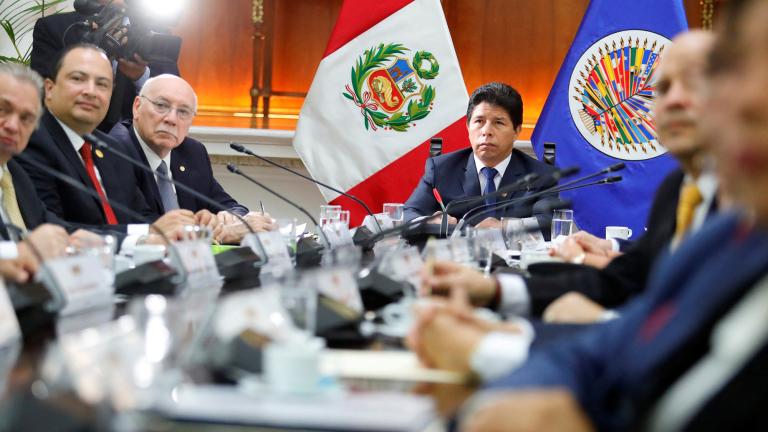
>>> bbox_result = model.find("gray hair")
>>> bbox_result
[0,63,44,100]
[139,74,198,112]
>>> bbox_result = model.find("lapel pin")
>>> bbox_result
[95,149,104,159]
[179,165,186,172]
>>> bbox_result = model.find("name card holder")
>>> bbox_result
[0,280,21,346]
[42,255,114,317]
[243,232,293,277]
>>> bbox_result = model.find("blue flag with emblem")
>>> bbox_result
[532,0,687,238]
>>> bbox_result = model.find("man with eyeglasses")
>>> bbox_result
[109,74,275,242]
[19,43,196,244]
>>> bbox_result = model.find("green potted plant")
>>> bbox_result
[1,0,67,64]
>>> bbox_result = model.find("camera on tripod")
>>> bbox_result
[68,0,182,64]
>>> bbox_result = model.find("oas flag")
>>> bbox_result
[293,0,468,225]
[532,0,688,237]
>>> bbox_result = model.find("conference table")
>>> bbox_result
[0,229,502,431]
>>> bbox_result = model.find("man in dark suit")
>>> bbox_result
[403,82,558,234]
[456,1,768,428]
[0,63,92,282]
[30,0,180,132]
[18,44,195,240]
[109,75,249,217]
[420,32,718,323]
[107,74,274,243]
[407,31,721,384]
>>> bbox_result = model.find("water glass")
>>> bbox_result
[319,205,342,227]
[281,282,318,336]
[551,209,575,241]
[338,210,350,227]
[501,217,526,252]
[383,203,405,226]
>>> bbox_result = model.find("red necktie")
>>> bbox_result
[79,142,118,224]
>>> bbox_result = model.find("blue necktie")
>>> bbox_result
[481,166,498,209]
[156,161,179,211]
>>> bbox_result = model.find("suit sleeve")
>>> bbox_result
[484,297,651,424]
[403,158,439,221]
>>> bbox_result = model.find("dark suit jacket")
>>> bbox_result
[108,120,248,216]
[30,12,180,132]
[18,111,158,232]
[525,169,686,315]
[488,213,768,431]
[2,159,70,236]
[403,147,559,233]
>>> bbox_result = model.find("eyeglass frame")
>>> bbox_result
[140,95,196,121]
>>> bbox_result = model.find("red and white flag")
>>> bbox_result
[293,0,468,225]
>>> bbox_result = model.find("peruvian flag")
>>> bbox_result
[293,0,469,226]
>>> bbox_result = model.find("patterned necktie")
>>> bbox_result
[79,142,118,224]
[156,160,179,211]
[481,166,499,207]
[0,166,26,231]
[674,183,703,243]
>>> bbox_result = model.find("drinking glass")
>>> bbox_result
[319,205,342,227]
[383,203,405,226]
[551,209,575,241]
[501,217,526,252]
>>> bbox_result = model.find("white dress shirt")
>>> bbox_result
[473,152,512,194]
[134,127,175,194]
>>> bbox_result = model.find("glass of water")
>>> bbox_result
[319,205,342,227]
[382,203,405,226]
[551,209,575,241]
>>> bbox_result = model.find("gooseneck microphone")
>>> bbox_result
[463,175,624,227]
[226,163,331,248]
[229,142,382,232]
[84,134,258,237]
[14,153,189,285]
[453,164,626,235]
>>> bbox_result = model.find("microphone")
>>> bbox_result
[464,175,623,227]
[226,163,331,248]
[84,133,271,272]
[229,142,382,232]
[454,165,623,234]
[84,134,259,239]
[14,153,189,286]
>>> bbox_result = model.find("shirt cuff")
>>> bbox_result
[121,224,150,256]
[497,273,531,317]
[469,318,535,382]
[0,241,18,259]
[610,238,621,252]
[600,309,621,322]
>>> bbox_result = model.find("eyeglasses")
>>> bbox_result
[140,95,195,121]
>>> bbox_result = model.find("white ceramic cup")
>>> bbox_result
[263,337,325,394]
[132,244,166,266]
[605,226,633,240]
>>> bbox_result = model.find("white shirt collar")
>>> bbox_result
[133,127,172,173]
[54,117,86,154]
[473,152,513,179]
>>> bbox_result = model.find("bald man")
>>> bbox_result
[109,74,273,241]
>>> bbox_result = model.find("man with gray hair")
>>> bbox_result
[0,63,90,282]
[108,74,274,242]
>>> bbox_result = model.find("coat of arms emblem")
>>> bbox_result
[344,43,439,132]
[568,30,671,161]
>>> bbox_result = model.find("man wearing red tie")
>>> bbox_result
[18,43,194,243]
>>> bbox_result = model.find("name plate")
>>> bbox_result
[304,268,363,314]
[321,223,354,248]
[0,280,20,346]
[243,232,293,273]
[175,239,221,280]
[214,287,296,342]
[380,246,423,284]
[363,213,394,233]
[44,255,114,316]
